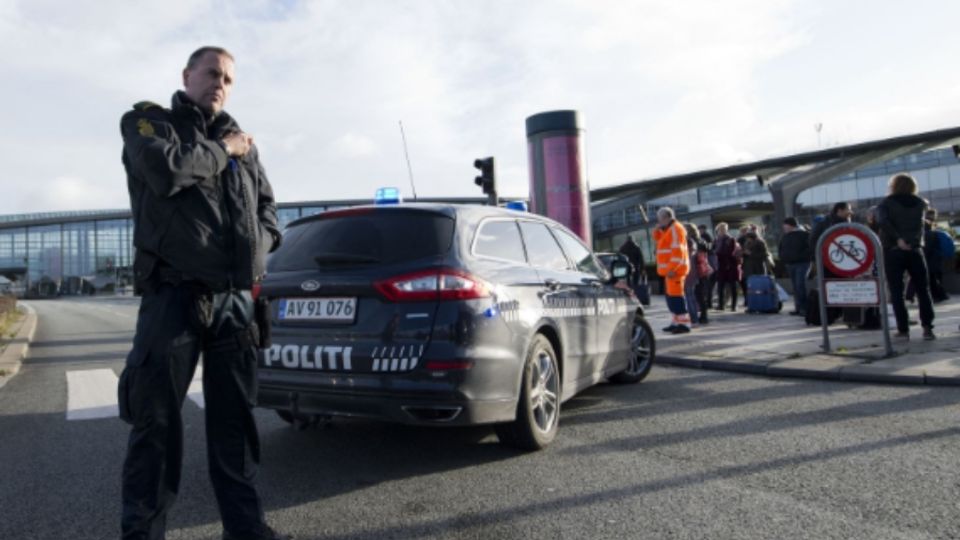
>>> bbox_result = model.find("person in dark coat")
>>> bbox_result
[923,209,949,303]
[877,173,935,340]
[618,235,645,288]
[713,222,742,311]
[118,46,289,540]
[809,203,853,324]
[779,217,810,315]
[741,231,769,280]
[699,224,718,309]
[811,202,853,260]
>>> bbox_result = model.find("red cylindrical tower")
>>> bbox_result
[526,110,591,246]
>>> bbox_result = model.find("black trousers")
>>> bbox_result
[118,283,265,540]
[716,279,738,310]
[886,248,935,333]
[694,281,708,322]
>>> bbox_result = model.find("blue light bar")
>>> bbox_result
[505,201,528,212]
[374,187,403,205]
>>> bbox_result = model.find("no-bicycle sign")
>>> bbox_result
[820,226,876,278]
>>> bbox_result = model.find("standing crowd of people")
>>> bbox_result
[620,173,956,339]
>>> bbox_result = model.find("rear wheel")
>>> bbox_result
[496,334,560,451]
[610,317,655,384]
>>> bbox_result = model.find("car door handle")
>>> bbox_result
[544,279,562,291]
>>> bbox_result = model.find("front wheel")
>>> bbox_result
[496,335,561,451]
[610,317,655,384]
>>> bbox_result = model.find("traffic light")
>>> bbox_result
[474,157,498,206]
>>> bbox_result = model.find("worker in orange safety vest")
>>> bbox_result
[652,207,692,333]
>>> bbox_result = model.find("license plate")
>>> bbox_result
[277,297,357,322]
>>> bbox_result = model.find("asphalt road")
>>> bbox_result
[2,297,960,539]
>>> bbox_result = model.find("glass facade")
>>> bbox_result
[0,203,347,297]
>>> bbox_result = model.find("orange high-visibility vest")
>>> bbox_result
[652,220,689,296]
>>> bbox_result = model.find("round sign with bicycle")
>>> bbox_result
[821,226,876,278]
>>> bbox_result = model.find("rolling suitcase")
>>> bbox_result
[745,275,782,314]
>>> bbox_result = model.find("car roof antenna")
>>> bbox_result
[399,120,418,201]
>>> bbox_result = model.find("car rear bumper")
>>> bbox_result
[257,382,517,426]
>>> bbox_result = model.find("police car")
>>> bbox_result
[256,198,655,450]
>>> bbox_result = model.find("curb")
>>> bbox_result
[0,302,38,389]
[656,353,960,387]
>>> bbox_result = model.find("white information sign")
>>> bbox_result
[824,279,879,306]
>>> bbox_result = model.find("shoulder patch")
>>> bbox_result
[133,101,161,111]
[136,118,155,137]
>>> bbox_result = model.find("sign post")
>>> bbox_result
[814,223,894,357]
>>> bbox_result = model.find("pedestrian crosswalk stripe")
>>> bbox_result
[187,369,204,410]
[65,369,205,421]
[66,369,119,421]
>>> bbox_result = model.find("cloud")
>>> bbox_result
[1,0,959,215]
[330,133,378,158]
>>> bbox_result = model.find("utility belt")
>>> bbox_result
[206,323,263,354]
[153,262,272,349]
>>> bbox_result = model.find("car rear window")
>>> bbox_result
[267,210,455,271]
[474,220,526,263]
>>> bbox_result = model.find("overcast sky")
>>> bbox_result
[2,0,960,215]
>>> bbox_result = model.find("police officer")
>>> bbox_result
[118,46,290,540]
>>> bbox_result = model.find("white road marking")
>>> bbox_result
[66,369,119,421]
[187,368,205,409]
[66,368,204,420]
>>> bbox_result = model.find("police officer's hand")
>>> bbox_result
[222,131,254,157]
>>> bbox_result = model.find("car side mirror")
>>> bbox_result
[610,260,631,280]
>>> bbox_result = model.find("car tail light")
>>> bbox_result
[252,281,262,301]
[374,268,490,302]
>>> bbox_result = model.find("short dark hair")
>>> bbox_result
[889,173,918,196]
[783,217,799,228]
[186,46,234,70]
[832,202,850,215]
[926,208,938,221]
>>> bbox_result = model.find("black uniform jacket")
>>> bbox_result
[121,91,281,292]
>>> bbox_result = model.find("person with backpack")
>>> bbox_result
[924,209,950,303]
[907,210,951,303]
[698,224,718,309]
[877,173,936,341]
[779,217,811,316]
[685,223,711,325]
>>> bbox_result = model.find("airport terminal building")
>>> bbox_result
[592,146,960,254]
[0,197,485,297]
[4,128,960,297]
